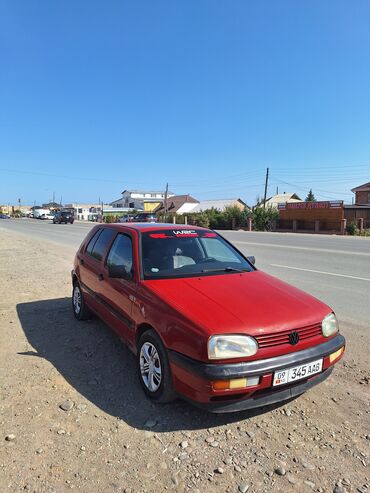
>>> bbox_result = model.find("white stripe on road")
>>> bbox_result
[233,240,370,257]
[270,264,370,282]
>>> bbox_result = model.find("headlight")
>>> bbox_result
[208,335,258,360]
[321,313,339,337]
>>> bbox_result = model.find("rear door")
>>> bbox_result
[78,228,116,314]
[95,231,138,346]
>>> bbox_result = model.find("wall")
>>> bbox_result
[278,201,344,231]
[143,201,161,212]
[233,201,246,211]
[355,191,370,205]
[344,207,370,228]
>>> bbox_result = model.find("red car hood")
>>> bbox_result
[145,271,331,337]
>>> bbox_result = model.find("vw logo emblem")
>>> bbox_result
[289,331,300,345]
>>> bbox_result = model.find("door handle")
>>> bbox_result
[79,257,84,265]
[97,274,104,281]
[129,294,143,309]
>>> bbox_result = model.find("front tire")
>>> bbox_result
[137,330,176,403]
[72,283,92,320]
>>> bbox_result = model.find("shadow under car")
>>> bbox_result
[16,297,292,431]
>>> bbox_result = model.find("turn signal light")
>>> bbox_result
[329,347,344,363]
[212,376,259,391]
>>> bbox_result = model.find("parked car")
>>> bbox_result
[40,213,54,220]
[118,214,135,223]
[71,224,345,413]
[133,212,158,223]
[53,211,74,224]
[0,213,10,219]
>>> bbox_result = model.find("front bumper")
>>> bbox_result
[168,334,345,413]
[188,366,333,413]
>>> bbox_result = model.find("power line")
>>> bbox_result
[270,176,353,199]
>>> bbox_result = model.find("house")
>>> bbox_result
[103,207,141,219]
[262,193,302,209]
[191,198,248,213]
[155,195,199,215]
[351,182,370,205]
[0,204,32,215]
[110,189,175,212]
[344,182,370,228]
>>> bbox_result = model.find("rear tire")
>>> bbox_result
[137,330,176,403]
[72,282,92,320]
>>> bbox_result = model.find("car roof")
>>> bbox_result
[97,223,211,233]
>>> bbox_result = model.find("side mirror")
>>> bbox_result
[247,255,255,265]
[108,264,133,280]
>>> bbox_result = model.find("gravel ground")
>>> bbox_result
[0,229,369,493]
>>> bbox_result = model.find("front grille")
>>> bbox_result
[255,323,322,349]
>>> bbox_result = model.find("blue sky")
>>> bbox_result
[1,0,369,206]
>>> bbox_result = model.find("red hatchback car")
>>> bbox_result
[72,223,345,412]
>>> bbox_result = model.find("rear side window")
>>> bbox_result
[86,229,102,255]
[86,230,102,255]
[86,228,115,261]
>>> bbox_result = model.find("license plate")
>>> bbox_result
[273,359,323,386]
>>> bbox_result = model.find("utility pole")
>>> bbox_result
[164,182,169,222]
[263,167,269,209]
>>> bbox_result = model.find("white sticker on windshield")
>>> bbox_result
[173,230,197,235]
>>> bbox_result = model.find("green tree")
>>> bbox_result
[223,206,249,229]
[252,207,279,231]
[346,220,358,236]
[305,189,316,202]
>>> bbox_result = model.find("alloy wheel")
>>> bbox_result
[140,342,162,392]
[73,285,81,314]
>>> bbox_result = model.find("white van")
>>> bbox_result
[33,208,53,219]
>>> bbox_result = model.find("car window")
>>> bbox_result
[202,237,241,263]
[141,230,253,279]
[107,234,133,274]
[88,228,115,261]
[86,229,102,255]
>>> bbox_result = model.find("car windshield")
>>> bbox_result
[141,229,253,279]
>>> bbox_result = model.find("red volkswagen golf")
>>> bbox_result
[72,223,345,413]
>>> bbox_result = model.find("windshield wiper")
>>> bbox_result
[201,267,247,273]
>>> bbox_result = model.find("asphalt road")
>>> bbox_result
[1,218,369,329]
